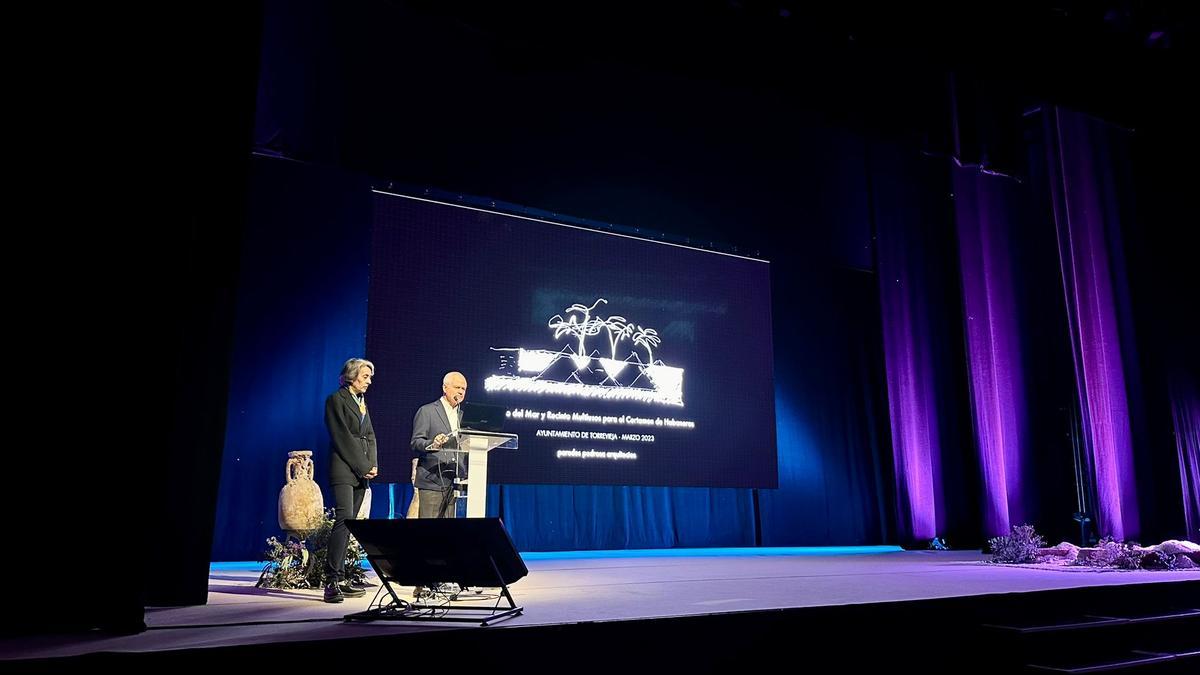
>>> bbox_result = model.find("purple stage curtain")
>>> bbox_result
[1171,374,1200,540]
[952,166,1030,537]
[874,148,958,543]
[1043,107,1140,540]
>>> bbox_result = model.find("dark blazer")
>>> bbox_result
[325,387,378,486]
[410,398,462,490]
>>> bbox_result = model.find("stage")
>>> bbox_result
[6,547,1198,670]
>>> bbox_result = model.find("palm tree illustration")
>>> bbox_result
[631,326,662,365]
[597,316,634,380]
[603,316,633,360]
[548,299,607,370]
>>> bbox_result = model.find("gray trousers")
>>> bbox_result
[418,487,457,518]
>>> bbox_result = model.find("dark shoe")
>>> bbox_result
[323,584,344,603]
[337,582,366,598]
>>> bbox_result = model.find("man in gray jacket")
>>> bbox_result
[410,371,467,518]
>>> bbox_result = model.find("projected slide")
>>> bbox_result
[366,192,776,488]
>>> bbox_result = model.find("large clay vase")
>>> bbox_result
[278,450,324,538]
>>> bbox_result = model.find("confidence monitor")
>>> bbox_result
[460,401,506,432]
[344,518,526,625]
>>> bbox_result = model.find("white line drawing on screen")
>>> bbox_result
[485,298,685,407]
[548,299,607,370]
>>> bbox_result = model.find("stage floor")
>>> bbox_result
[5,548,1197,661]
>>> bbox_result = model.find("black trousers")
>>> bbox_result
[325,482,365,583]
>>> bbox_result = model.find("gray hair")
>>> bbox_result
[339,358,375,386]
[443,371,465,386]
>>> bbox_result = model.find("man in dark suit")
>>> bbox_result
[410,371,467,518]
[322,358,378,603]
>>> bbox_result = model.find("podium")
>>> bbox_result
[443,430,517,517]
